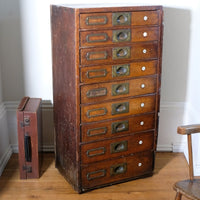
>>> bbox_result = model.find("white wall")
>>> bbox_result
[0,0,200,174]
[0,47,10,176]
[183,1,200,175]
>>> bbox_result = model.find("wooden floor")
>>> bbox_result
[0,152,190,200]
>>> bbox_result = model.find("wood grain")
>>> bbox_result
[0,152,191,200]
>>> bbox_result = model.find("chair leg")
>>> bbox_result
[175,192,182,200]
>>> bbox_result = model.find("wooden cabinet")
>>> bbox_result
[51,5,163,193]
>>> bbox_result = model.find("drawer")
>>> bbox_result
[81,150,153,189]
[80,42,158,66]
[81,76,157,104]
[81,131,154,164]
[80,27,159,47]
[81,94,156,123]
[80,11,160,29]
[81,113,155,143]
[80,60,157,84]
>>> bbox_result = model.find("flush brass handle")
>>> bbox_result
[110,140,128,153]
[112,64,130,77]
[112,47,130,59]
[110,163,127,176]
[112,83,129,96]
[111,120,129,134]
[113,29,131,42]
[112,102,129,115]
[112,12,131,26]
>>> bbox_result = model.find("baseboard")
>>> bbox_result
[0,102,6,119]
[194,162,200,176]
[172,142,187,153]
[0,145,13,176]
[157,142,187,152]
[157,144,173,152]
[42,145,55,152]
[11,144,55,153]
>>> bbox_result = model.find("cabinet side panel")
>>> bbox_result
[51,6,79,190]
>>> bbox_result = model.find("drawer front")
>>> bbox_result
[81,150,153,189]
[80,60,157,84]
[80,43,158,65]
[81,95,156,123]
[81,131,154,164]
[80,27,159,47]
[131,11,160,26]
[81,113,155,142]
[81,76,157,104]
[80,11,160,29]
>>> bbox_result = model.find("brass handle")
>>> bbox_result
[112,64,130,77]
[24,135,31,162]
[85,16,108,26]
[110,140,128,153]
[112,12,131,26]
[87,147,105,157]
[87,169,106,180]
[112,83,129,96]
[86,88,107,98]
[117,49,127,57]
[110,163,127,176]
[112,47,130,59]
[117,67,128,75]
[86,69,107,79]
[87,127,107,137]
[112,120,129,134]
[112,102,129,115]
[113,29,131,42]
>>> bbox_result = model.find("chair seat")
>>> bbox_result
[174,179,200,200]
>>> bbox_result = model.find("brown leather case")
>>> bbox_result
[17,97,42,179]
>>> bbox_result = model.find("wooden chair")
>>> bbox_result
[173,124,200,200]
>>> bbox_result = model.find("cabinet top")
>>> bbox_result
[51,4,162,12]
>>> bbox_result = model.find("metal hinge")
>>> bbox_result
[23,165,32,173]
[20,117,30,128]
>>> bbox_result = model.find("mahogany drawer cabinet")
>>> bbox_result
[51,5,163,193]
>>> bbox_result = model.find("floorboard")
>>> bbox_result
[0,152,190,200]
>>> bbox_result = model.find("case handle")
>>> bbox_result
[24,135,32,162]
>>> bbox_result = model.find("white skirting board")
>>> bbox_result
[1,100,200,175]
[0,146,12,176]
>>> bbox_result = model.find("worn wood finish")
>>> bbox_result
[0,152,191,200]
[51,5,163,193]
[177,124,200,135]
[81,132,154,164]
[81,76,157,104]
[80,60,157,83]
[80,42,158,66]
[17,97,42,179]
[80,10,160,29]
[81,113,155,142]
[81,95,156,123]
[80,27,159,47]
[51,6,80,192]
[174,125,200,200]
[81,151,154,189]
[174,180,200,200]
